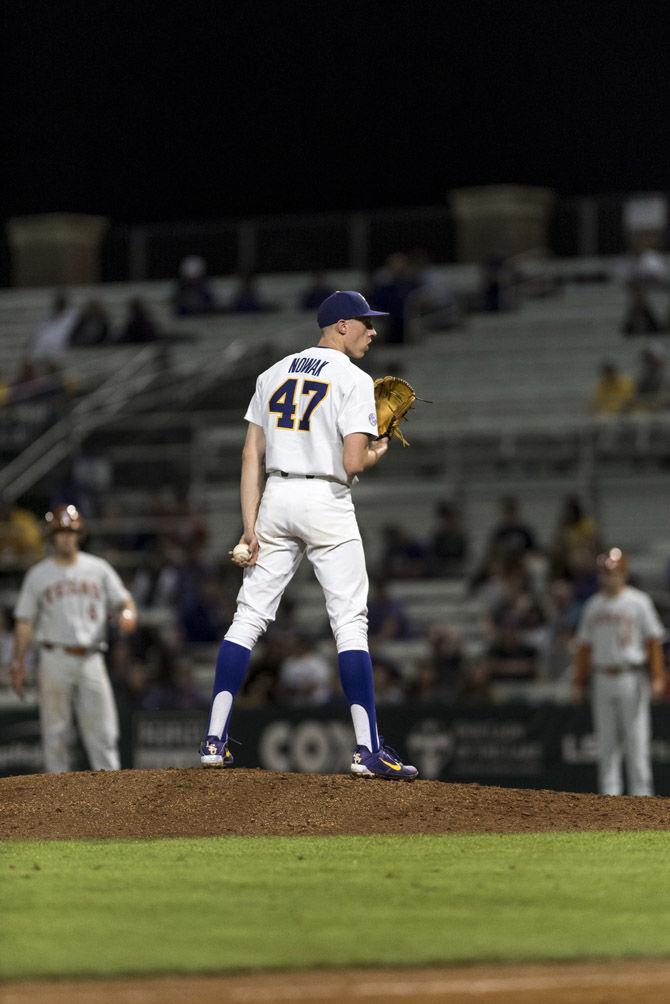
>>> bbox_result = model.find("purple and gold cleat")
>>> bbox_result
[351,738,418,781]
[199,735,234,768]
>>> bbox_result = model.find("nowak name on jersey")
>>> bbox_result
[288,356,330,376]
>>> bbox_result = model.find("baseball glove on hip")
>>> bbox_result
[374,376,417,446]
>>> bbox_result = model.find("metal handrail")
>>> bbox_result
[0,345,158,502]
[0,318,304,502]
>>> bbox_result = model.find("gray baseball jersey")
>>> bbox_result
[576,586,664,667]
[14,552,129,647]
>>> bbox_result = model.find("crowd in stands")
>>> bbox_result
[1,475,669,712]
[4,246,670,715]
[173,251,460,344]
[4,242,558,410]
[172,256,281,316]
[593,343,670,414]
[30,292,163,369]
[621,249,669,336]
[0,292,164,415]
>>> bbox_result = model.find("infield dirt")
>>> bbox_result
[2,767,670,840]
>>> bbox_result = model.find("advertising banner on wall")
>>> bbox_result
[131,703,670,795]
[5,703,670,795]
[0,708,43,776]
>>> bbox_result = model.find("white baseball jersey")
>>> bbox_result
[576,586,664,667]
[245,346,377,484]
[14,553,129,648]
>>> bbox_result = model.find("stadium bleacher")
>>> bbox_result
[1,257,669,701]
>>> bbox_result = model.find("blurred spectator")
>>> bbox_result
[70,299,111,347]
[551,495,600,579]
[30,291,80,367]
[239,638,283,707]
[544,578,581,679]
[471,497,537,592]
[409,250,459,331]
[119,297,161,343]
[170,491,209,551]
[407,658,442,701]
[109,637,150,710]
[424,624,466,700]
[298,272,335,311]
[475,554,529,612]
[172,255,218,316]
[179,574,233,645]
[130,550,181,609]
[141,647,208,711]
[379,523,427,579]
[592,361,635,414]
[266,596,301,653]
[50,452,112,520]
[368,579,414,642]
[228,273,276,313]
[278,634,334,705]
[129,489,207,555]
[622,249,666,335]
[562,545,599,611]
[429,502,468,577]
[428,623,465,672]
[480,255,516,312]
[0,608,15,669]
[486,572,547,680]
[372,654,405,704]
[371,253,421,344]
[487,496,536,559]
[631,342,670,410]
[0,498,44,565]
[5,359,74,406]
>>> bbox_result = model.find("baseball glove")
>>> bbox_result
[374,376,417,446]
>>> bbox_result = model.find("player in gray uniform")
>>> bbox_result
[573,547,666,795]
[10,504,137,773]
[199,290,418,779]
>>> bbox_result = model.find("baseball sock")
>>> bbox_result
[206,640,251,741]
[338,650,380,753]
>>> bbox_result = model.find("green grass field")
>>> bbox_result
[2,832,670,980]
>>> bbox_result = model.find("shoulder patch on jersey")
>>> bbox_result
[369,412,377,427]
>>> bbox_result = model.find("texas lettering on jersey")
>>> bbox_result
[43,579,103,603]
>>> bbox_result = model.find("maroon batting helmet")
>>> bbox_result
[596,547,629,576]
[44,504,85,535]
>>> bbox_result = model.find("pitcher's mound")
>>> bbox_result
[2,768,670,840]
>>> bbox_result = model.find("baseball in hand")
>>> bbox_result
[232,543,252,562]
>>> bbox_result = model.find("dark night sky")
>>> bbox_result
[3,1,670,224]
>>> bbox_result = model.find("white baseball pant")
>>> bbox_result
[591,670,653,796]
[38,649,120,773]
[225,476,369,652]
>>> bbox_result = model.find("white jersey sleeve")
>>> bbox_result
[245,376,264,428]
[338,378,377,438]
[14,567,40,622]
[100,559,130,607]
[639,592,665,640]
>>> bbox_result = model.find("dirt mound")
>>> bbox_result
[6,961,670,1004]
[2,768,670,840]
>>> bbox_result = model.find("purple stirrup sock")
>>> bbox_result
[206,640,251,741]
[338,649,380,753]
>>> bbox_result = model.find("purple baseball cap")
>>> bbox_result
[316,290,389,329]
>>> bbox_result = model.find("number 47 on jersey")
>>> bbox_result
[269,378,329,431]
